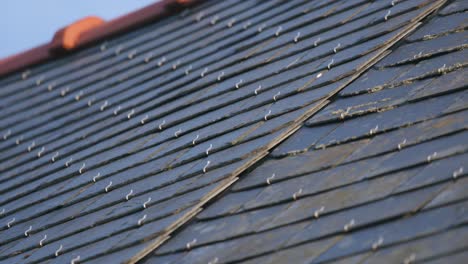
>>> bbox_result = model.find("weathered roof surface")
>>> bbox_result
[0,0,466,263]
[142,1,468,264]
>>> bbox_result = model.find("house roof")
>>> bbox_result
[0,0,466,263]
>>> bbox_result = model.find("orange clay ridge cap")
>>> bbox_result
[52,16,105,50]
[0,0,200,78]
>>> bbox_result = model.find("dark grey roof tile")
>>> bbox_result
[343,110,468,162]
[406,12,468,42]
[172,222,310,264]
[337,65,412,96]
[375,30,468,68]
[366,131,468,180]
[44,209,190,264]
[233,152,384,192]
[260,167,425,230]
[335,226,468,264]
[409,67,468,101]
[243,236,341,264]
[231,139,368,191]
[307,79,431,126]
[391,49,468,83]
[440,0,468,15]
[424,176,468,210]
[280,182,448,248]
[196,188,263,220]
[312,90,467,147]
[270,123,339,158]
[394,152,468,193]
[311,200,468,263]
[141,251,186,264]
[423,250,468,264]
[156,204,288,255]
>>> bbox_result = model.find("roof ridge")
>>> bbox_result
[0,0,200,78]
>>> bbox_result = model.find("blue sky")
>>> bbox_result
[0,0,157,58]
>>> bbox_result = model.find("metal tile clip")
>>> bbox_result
[334,43,341,53]
[314,37,321,47]
[24,226,32,237]
[55,244,63,257]
[158,57,166,67]
[100,100,109,111]
[266,173,275,185]
[275,26,282,37]
[79,163,86,174]
[127,109,135,119]
[255,85,262,95]
[39,234,47,247]
[369,125,379,135]
[294,32,301,43]
[159,120,166,131]
[71,255,81,264]
[344,219,355,231]
[174,129,182,138]
[37,147,45,158]
[273,91,281,101]
[65,157,73,167]
[398,139,407,150]
[372,236,384,250]
[453,167,464,179]
[105,181,113,192]
[235,79,243,89]
[314,206,325,218]
[264,110,272,121]
[141,115,149,125]
[201,67,208,77]
[210,15,219,25]
[227,18,236,28]
[327,59,334,69]
[217,71,225,81]
[113,106,122,115]
[172,60,181,70]
[206,144,213,156]
[192,135,200,145]
[385,10,391,21]
[51,152,59,162]
[203,160,211,173]
[27,141,36,152]
[143,197,152,209]
[6,218,15,228]
[93,173,101,183]
[293,188,303,200]
[186,238,197,250]
[427,152,437,162]
[126,189,134,201]
[185,65,193,75]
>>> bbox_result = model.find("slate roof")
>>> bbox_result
[0,0,467,264]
